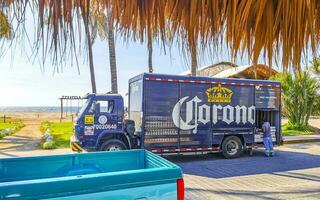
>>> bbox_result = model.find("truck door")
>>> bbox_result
[91,99,121,137]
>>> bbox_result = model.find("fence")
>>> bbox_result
[0,115,20,123]
[0,113,75,123]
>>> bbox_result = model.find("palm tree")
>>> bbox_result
[91,7,118,94]
[147,40,153,73]
[107,12,118,94]
[82,0,97,93]
[190,45,197,76]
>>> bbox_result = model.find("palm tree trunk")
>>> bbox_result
[191,45,197,76]
[83,0,96,93]
[108,13,118,94]
[148,40,153,73]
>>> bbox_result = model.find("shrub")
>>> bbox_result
[271,71,320,126]
[0,120,25,139]
[39,121,73,149]
[42,141,56,149]
[40,121,51,133]
[0,132,6,139]
[282,123,315,136]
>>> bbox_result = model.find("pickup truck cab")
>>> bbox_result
[0,150,184,200]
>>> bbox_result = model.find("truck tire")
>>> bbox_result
[222,136,243,159]
[100,139,127,151]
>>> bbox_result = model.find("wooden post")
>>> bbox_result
[60,98,63,122]
[3,115,5,123]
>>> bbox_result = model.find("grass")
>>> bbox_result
[37,121,316,148]
[282,123,316,136]
[0,120,25,139]
[40,121,73,149]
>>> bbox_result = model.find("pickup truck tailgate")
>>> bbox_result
[0,150,183,200]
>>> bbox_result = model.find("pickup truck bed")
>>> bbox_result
[0,150,183,200]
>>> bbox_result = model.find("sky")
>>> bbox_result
[0,9,254,107]
[1,38,248,106]
[0,36,232,107]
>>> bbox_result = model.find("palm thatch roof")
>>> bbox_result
[213,64,278,79]
[182,62,277,79]
[181,61,237,76]
[3,1,320,72]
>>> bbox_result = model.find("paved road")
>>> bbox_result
[1,125,319,200]
[166,143,320,200]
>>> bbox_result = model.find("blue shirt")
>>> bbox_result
[262,122,271,138]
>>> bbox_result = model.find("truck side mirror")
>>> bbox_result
[94,103,100,114]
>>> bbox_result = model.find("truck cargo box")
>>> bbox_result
[128,73,282,156]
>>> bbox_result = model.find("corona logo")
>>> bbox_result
[206,84,233,103]
[172,96,255,134]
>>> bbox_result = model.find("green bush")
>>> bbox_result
[282,123,315,136]
[271,71,320,126]
[39,121,73,149]
[0,132,6,139]
[42,141,56,149]
[40,121,51,133]
[0,120,25,139]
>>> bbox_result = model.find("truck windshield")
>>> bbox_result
[77,99,90,117]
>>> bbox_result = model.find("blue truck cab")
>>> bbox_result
[71,73,282,158]
[71,93,132,152]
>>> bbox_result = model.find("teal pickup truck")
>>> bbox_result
[0,150,184,200]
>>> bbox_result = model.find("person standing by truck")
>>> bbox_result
[262,118,275,157]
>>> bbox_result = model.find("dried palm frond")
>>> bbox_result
[107,0,320,71]
[0,10,12,39]
[3,0,320,73]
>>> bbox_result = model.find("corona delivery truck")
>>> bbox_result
[71,73,282,158]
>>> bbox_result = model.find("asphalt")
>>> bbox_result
[166,142,320,200]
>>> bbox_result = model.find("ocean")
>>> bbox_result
[0,107,81,113]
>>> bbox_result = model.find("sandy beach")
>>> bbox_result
[0,112,75,123]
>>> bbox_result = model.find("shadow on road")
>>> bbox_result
[165,149,320,179]
[0,136,39,151]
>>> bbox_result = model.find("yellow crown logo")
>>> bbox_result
[206,84,233,103]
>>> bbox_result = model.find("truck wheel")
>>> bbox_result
[222,136,243,159]
[100,139,127,151]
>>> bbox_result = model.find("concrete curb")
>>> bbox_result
[283,138,320,144]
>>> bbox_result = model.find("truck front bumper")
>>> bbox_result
[70,136,84,152]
